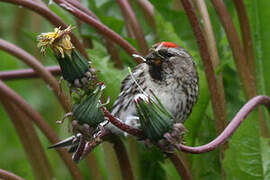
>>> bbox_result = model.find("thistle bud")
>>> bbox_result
[72,84,106,127]
[37,26,94,87]
[134,93,174,141]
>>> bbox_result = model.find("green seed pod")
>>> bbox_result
[72,84,105,127]
[135,93,174,141]
[37,26,94,87]
[57,50,92,86]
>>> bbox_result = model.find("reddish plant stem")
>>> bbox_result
[195,0,227,134]
[1,0,88,59]
[210,0,269,138]
[232,0,267,140]
[179,95,270,153]
[0,39,71,112]
[102,107,145,138]
[195,0,228,165]
[117,0,148,55]
[1,98,53,180]
[233,0,256,81]
[65,0,124,68]
[119,5,136,39]
[82,129,110,157]
[103,95,270,154]
[0,66,61,80]
[0,169,24,180]
[135,0,156,33]
[179,0,227,134]
[110,135,135,180]
[13,7,27,43]
[0,80,84,180]
[53,0,141,62]
[65,0,97,18]
[105,41,124,68]
[84,154,103,180]
[210,0,256,99]
[166,153,192,180]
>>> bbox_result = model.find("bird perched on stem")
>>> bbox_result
[106,41,199,139]
[50,42,199,157]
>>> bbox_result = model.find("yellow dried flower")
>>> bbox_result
[37,26,74,58]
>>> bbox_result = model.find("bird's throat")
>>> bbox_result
[149,65,162,81]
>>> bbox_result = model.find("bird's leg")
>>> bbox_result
[163,123,187,147]
[72,135,86,163]
[171,123,187,144]
[156,123,187,152]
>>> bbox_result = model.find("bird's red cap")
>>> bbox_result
[157,41,179,48]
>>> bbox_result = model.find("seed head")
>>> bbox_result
[37,26,74,58]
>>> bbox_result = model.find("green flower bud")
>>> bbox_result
[135,93,174,141]
[37,26,94,87]
[72,84,105,127]
[57,49,92,86]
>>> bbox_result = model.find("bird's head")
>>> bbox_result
[144,42,196,81]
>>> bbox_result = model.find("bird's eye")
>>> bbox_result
[157,49,174,58]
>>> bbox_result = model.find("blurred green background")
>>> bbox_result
[0,0,270,179]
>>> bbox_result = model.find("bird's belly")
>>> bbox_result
[147,83,187,122]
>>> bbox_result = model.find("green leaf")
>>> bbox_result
[87,40,127,108]
[154,10,200,64]
[150,0,198,51]
[49,3,75,26]
[223,111,264,179]
[261,137,270,178]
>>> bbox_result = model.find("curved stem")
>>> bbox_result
[179,95,270,153]
[1,98,53,180]
[117,0,148,55]
[0,169,24,180]
[210,0,268,137]
[0,80,84,180]
[0,66,61,80]
[65,0,123,68]
[0,39,71,112]
[65,0,97,19]
[102,95,270,154]
[52,0,141,62]
[0,0,88,59]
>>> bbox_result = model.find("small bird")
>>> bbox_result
[49,42,199,151]
[106,41,199,135]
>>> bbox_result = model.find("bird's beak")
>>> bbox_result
[146,57,162,67]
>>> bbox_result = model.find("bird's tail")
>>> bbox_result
[48,133,81,153]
